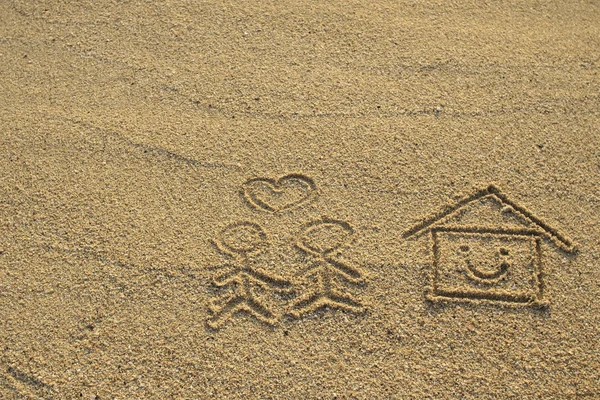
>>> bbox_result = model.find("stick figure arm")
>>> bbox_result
[325,257,364,283]
[212,269,242,287]
[246,268,292,290]
[207,262,237,271]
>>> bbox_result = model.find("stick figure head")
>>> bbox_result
[296,217,355,257]
[216,221,267,257]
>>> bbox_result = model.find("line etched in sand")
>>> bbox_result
[403,184,575,252]
[430,227,546,306]
[242,173,317,213]
[0,365,55,399]
[404,185,577,306]
[288,217,366,317]
[208,221,292,328]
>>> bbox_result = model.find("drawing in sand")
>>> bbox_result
[289,217,366,317]
[404,185,576,306]
[208,221,291,328]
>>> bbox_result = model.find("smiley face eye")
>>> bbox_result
[499,248,509,256]
[459,245,470,253]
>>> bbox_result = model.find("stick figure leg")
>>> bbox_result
[207,296,245,329]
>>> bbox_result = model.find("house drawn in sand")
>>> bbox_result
[403,185,576,306]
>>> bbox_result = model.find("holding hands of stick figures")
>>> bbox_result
[206,174,367,328]
[207,217,366,328]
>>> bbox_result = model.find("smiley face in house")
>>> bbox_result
[458,244,511,283]
[433,229,540,301]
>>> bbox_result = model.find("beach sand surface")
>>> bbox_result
[1,1,599,398]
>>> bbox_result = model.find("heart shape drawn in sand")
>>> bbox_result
[242,174,317,213]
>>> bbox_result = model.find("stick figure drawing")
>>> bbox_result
[288,217,366,317]
[208,221,291,328]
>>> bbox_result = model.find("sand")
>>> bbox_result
[1,1,599,399]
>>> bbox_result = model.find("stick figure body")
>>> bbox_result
[208,221,290,328]
[289,218,365,317]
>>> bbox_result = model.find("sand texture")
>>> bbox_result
[1,1,599,399]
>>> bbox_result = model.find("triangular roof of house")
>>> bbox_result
[403,185,576,252]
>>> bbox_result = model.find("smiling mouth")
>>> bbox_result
[465,260,510,281]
